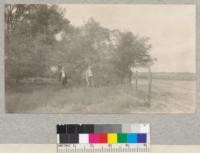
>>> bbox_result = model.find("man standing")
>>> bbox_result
[61,66,67,86]
[58,65,67,86]
[85,65,94,87]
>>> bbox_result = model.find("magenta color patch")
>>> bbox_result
[89,134,99,143]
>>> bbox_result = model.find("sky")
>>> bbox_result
[60,4,196,73]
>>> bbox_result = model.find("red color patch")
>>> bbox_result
[98,133,107,143]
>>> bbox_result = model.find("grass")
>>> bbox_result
[5,79,196,113]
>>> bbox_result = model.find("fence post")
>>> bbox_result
[148,66,152,105]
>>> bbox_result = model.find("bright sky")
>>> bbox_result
[60,4,196,73]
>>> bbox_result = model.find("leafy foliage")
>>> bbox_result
[5,4,70,81]
[5,4,153,85]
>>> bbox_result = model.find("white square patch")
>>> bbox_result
[79,134,89,143]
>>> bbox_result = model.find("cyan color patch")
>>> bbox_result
[127,133,138,143]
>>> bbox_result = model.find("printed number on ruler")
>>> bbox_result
[56,124,150,153]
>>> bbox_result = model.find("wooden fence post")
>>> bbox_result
[148,66,152,105]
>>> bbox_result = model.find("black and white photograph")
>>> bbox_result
[5,4,196,113]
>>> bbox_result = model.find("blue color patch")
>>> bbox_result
[127,133,138,143]
[137,133,147,143]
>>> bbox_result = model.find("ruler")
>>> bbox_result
[57,144,150,153]
[57,124,150,153]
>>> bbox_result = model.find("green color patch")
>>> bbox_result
[117,133,127,143]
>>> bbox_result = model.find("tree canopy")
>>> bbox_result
[5,4,154,85]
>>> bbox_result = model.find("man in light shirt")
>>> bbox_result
[85,65,94,87]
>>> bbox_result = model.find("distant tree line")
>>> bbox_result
[5,4,154,86]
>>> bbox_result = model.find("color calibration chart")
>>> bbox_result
[57,124,150,153]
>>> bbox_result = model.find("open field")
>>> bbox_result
[5,76,196,113]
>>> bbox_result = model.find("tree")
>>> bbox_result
[54,18,112,85]
[113,31,153,83]
[5,4,70,82]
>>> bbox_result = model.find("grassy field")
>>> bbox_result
[5,76,196,113]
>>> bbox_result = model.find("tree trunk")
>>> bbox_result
[135,70,138,91]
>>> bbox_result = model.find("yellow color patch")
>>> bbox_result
[107,133,117,143]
